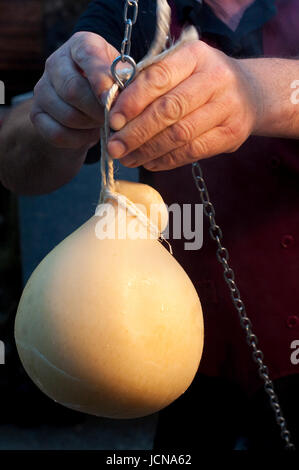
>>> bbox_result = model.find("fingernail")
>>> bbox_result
[110,113,126,131]
[107,140,127,158]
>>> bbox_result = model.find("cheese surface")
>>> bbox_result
[15,182,204,418]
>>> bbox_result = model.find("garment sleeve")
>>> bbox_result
[72,0,124,53]
[72,0,156,62]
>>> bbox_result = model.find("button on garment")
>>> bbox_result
[281,235,295,249]
[269,156,281,169]
[286,316,299,329]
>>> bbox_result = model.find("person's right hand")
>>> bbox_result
[31,32,119,153]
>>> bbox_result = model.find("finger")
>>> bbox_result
[107,71,215,159]
[142,125,237,171]
[46,49,105,122]
[70,32,119,99]
[120,101,226,168]
[30,107,101,150]
[109,40,206,130]
[35,76,101,130]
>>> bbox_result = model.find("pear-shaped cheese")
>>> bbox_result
[15,181,204,418]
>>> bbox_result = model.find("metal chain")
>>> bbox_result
[192,161,295,451]
[111,0,139,89]
[122,0,138,59]
[111,0,295,452]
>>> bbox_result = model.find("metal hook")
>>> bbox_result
[111,55,137,89]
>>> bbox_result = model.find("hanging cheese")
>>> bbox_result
[15,180,204,419]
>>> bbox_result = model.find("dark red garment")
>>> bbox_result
[76,0,299,397]
[144,0,299,397]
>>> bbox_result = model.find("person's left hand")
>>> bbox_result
[107,40,263,171]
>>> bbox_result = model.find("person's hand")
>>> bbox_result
[31,32,119,153]
[107,40,263,171]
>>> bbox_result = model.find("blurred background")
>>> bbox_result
[0,0,155,450]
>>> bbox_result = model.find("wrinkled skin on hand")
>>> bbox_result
[31,33,262,171]
[31,32,119,152]
[108,40,262,171]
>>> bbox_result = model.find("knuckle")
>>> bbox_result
[72,32,101,63]
[120,94,143,119]
[72,30,89,45]
[29,107,39,125]
[80,42,99,59]
[155,94,185,122]
[164,152,177,168]
[211,62,236,86]
[170,120,194,144]
[191,40,208,55]
[62,108,82,128]
[45,53,55,72]
[144,61,172,91]
[60,74,81,103]
[213,100,228,116]
[188,40,209,64]
[33,78,44,98]
[222,64,237,86]
[140,139,160,159]
[210,64,225,83]
[48,127,67,148]
[129,124,149,144]
[222,120,244,141]
[224,92,241,115]
[188,138,209,158]
[72,31,88,42]
[30,101,44,127]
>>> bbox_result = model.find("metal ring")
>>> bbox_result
[111,55,137,89]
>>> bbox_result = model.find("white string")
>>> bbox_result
[100,0,198,246]
[103,189,160,239]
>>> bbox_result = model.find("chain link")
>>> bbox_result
[111,0,139,88]
[121,0,139,60]
[192,161,295,450]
